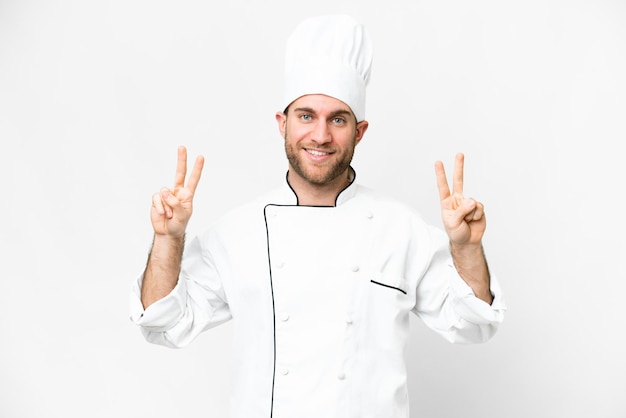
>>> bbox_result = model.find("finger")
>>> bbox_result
[185,155,205,195]
[151,192,165,216]
[460,198,484,222]
[173,146,188,189]
[434,160,451,201]
[471,200,485,221]
[453,153,465,196]
[460,198,477,222]
[160,188,178,218]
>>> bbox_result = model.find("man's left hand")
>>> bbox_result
[435,153,486,247]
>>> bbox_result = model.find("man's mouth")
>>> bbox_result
[305,149,331,157]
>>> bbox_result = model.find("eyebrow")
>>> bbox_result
[292,107,353,118]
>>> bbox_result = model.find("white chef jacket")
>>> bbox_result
[130,172,506,418]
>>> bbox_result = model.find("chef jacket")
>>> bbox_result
[130,172,506,418]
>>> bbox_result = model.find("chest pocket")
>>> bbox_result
[358,270,410,312]
[370,273,407,295]
[366,271,409,314]
[346,269,413,351]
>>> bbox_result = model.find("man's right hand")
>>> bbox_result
[141,146,204,309]
[151,146,205,237]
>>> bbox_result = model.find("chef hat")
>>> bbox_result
[281,14,373,122]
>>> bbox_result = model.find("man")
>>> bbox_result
[130,14,505,418]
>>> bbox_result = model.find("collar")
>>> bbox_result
[278,167,358,207]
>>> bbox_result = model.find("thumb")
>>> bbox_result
[160,188,180,217]
[460,198,477,222]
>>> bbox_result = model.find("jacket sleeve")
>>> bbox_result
[129,233,232,348]
[411,222,506,344]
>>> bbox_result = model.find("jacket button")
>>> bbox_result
[280,313,290,322]
[351,265,359,272]
[345,316,353,324]
[337,372,346,380]
[280,368,289,376]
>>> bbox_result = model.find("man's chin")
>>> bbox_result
[288,153,352,187]
[301,167,348,186]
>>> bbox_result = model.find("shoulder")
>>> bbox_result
[353,184,425,218]
[200,187,283,236]
[351,184,443,238]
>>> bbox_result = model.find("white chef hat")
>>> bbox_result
[281,14,373,122]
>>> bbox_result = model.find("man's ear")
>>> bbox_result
[275,112,287,138]
[355,120,369,145]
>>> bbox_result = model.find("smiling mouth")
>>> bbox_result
[305,148,333,156]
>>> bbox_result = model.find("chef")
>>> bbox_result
[130,14,506,418]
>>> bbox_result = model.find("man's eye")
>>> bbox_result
[300,114,312,121]
[332,117,346,124]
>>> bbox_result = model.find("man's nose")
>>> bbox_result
[310,121,331,144]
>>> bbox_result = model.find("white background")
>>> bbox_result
[1,1,625,417]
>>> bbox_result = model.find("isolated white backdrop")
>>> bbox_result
[1,1,625,417]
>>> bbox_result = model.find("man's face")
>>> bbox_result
[276,94,368,187]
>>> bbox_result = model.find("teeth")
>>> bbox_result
[307,149,329,156]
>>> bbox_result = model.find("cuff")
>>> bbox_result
[129,273,187,332]
[449,268,507,325]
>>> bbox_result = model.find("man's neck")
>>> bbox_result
[287,168,352,206]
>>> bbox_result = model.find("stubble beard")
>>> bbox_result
[284,132,356,186]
